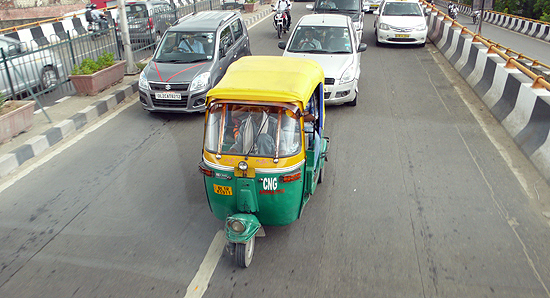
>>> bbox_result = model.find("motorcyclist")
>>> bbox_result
[448,2,458,19]
[273,0,292,30]
[472,10,480,24]
[86,3,109,30]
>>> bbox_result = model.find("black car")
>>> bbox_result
[306,0,369,41]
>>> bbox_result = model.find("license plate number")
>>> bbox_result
[214,184,232,196]
[395,34,410,38]
[155,92,181,100]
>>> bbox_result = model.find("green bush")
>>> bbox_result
[71,51,115,75]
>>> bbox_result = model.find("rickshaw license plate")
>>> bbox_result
[395,34,410,38]
[156,92,181,100]
[214,184,233,195]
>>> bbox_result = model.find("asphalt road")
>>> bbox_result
[1,4,550,297]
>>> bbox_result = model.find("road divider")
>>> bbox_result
[426,3,550,183]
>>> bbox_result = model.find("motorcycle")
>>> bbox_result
[449,5,458,20]
[472,10,480,24]
[272,6,289,39]
[86,13,109,40]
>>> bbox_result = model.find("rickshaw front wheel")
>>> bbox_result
[235,236,255,268]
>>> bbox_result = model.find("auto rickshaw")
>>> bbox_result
[198,56,329,267]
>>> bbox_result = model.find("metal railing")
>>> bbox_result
[425,1,550,92]
[0,25,121,102]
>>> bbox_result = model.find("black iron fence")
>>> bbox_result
[0,0,223,102]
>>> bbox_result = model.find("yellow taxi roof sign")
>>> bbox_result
[206,56,325,107]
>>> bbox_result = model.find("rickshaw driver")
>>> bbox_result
[228,106,286,155]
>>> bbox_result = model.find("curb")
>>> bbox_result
[243,6,273,27]
[0,82,138,178]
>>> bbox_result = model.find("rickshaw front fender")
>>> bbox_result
[225,213,261,244]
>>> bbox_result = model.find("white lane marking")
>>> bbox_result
[55,96,71,103]
[184,230,226,298]
[0,97,138,195]
[33,106,49,114]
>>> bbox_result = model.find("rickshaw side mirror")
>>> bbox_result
[278,41,286,50]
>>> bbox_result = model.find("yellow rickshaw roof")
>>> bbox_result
[207,56,324,106]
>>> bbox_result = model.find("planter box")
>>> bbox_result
[0,101,35,144]
[243,1,259,12]
[69,61,127,96]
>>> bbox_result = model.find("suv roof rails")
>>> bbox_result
[219,11,236,27]
[173,12,196,26]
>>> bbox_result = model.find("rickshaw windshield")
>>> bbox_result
[204,103,302,158]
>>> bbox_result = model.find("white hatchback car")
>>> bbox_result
[278,14,367,106]
[373,0,428,46]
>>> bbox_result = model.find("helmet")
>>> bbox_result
[91,3,97,9]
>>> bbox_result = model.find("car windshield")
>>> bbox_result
[204,103,302,158]
[382,2,423,16]
[288,26,352,54]
[315,0,359,11]
[153,31,215,63]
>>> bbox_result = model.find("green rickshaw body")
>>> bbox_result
[202,163,306,226]
[199,56,327,246]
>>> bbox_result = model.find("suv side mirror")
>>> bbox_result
[7,44,23,56]
[219,44,228,57]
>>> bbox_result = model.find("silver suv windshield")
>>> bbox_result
[154,31,216,63]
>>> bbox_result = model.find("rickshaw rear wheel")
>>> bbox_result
[235,236,255,267]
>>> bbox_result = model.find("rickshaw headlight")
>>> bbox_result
[230,220,246,233]
[238,161,248,171]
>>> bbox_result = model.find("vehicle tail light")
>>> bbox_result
[279,170,301,183]
[147,17,154,29]
[199,162,214,177]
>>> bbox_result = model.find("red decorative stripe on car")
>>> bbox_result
[166,62,207,82]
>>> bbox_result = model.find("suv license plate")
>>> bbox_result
[395,34,410,38]
[156,92,181,100]
[213,184,232,195]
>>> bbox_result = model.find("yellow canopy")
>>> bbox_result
[206,56,324,106]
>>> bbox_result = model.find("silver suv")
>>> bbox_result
[138,10,251,113]
[0,36,63,100]
[122,1,175,43]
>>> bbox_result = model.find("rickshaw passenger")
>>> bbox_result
[228,108,285,155]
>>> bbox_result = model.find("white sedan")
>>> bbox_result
[278,14,367,106]
[373,0,428,47]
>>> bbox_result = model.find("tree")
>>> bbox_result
[534,0,550,21]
